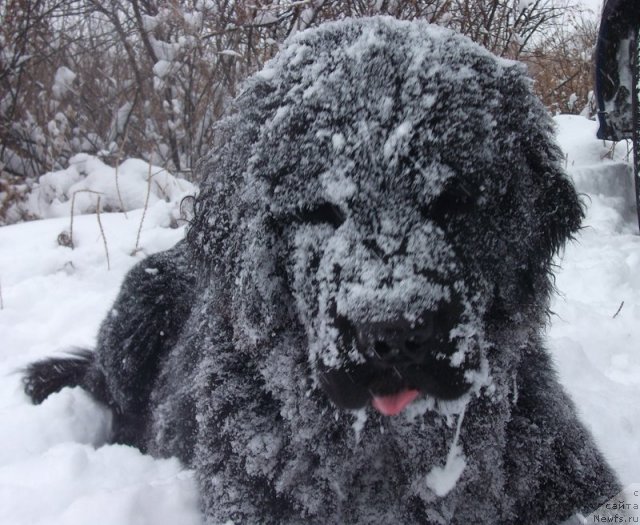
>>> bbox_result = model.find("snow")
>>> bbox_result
[550,115,640,486]
[425,406,467,497]
[153,60,173,79]
[0,155,197,523]
[52,67,76,99]
[149,36,180,62]
[21,154,196,221]
[0,210,198,524]
[0,113,639,522]
[218,50,242,58]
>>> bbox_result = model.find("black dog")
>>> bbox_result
[24,17,620,524]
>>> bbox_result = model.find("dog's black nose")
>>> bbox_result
[355,317,434,365]
[354,305,461,367]
[355,312,455,365]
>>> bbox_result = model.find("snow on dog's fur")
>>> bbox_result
[24,17,619,524]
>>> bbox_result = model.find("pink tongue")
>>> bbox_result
[371,390,420,416]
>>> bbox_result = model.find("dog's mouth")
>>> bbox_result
[317,304,478,415]
[318,363,471,416]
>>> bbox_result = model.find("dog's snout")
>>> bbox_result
[338,298,474,401]
[355,312,446,366]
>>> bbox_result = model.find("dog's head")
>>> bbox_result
[191,18,583,416]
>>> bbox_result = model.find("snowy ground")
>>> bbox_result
[0,115,638,524]
[550,116,640,486]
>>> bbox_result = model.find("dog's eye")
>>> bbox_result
[421,183,476,223]
[295,202,346,228]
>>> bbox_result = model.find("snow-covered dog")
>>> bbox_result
[24,17,619,524]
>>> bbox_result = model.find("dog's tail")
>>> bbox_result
[23,349,95,404]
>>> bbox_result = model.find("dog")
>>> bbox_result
[24,17,620,524]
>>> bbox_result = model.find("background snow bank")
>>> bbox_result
[18,154,196,223]
[0,115,638,524]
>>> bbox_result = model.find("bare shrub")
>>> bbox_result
[524,10,599,115]
[1,0,590,225]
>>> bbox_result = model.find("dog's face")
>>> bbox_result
[194,19,583,416]
[277,161,486,413]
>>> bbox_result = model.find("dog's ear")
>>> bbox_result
[538,164,584,255]
[502,69,584,259]
[187,162,241,265]
[496,64,584,260]
[188,78,278,266]
[527,137,585,261]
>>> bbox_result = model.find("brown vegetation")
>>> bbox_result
[0,0,600,224]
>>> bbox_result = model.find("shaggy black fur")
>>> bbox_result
[24,349,93,404]
[24,17,619,525]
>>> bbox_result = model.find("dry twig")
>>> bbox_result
[96,196,111,270]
